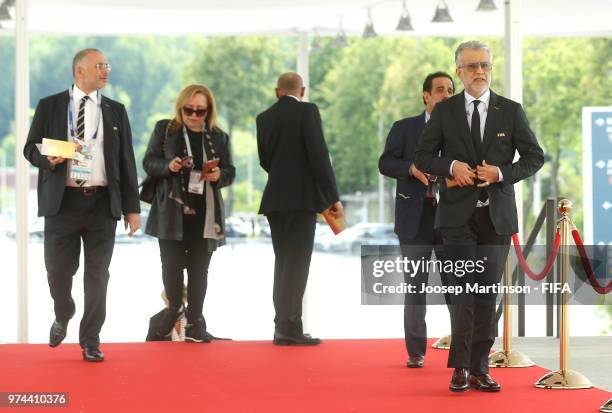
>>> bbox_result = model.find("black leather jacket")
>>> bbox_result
[143,119,235,249]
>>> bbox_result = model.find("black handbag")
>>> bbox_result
[139,176,156,204]
[139,120,172,204]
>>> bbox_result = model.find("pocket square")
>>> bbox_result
[496,132,506,137]
[113,126,119,131]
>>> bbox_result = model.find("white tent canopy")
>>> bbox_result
[2,0,611,36]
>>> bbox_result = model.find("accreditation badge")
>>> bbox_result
[188,170,204,194]
[69,138,93,182]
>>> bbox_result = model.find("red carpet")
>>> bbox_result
[0,339,609,412]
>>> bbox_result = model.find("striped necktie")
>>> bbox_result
[74,95,89,186]
[76,95,89,140]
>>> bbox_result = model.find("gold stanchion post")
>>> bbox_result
[489,256,534,367]
[534,199,593,389]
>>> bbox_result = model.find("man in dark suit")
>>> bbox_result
[257,72,343,346]
[414,41,544,392]
[379,72,455,369]
[24,48,141,362]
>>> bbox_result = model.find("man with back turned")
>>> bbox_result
[257,72,343,346]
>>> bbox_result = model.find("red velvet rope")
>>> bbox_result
[571,229,612,294]
[511,230,561,281]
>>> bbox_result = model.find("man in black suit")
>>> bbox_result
[414,41,544,392]
[24,48,141,362]
[379,72,455,369]
[257,72,343,346]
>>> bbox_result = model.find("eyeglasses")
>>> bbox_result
[182,107,208,117]
[94,63,112,71]
[458,62,493,72]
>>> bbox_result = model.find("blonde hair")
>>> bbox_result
[172,84,220,132]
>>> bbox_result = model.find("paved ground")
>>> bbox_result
[493,336,612,391]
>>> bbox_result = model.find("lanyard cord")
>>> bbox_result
[67,85,102,141]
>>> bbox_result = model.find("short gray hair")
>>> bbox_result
[72,48,103,77]
[454,40,491,66]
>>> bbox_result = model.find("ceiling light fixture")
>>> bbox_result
[396,0,414,31]
[334,18,348,48]
[362,9,377,38]
[476,0,497,11]
[432,0,453,23]
[0,3,12,21]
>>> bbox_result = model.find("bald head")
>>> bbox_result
[275,72,305,99]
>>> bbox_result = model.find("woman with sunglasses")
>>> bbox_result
[143,84,235,342]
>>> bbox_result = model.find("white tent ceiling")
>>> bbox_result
[2,0,611,37]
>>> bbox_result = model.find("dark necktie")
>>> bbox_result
[74,95,89,186]
[471,100,489,203]
[471,100,481,157]
[76,95,89,140]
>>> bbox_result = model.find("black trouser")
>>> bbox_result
[267,211,316,337]
[158,237,213,327]
[441,207,510,376]
[399,199,450,359]
[44,188,117,348]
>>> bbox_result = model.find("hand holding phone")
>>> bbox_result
[201,159,221,182]
[181,156,194,169]
[203,159,219,174]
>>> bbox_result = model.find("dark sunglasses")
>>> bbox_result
[182,107,208,117]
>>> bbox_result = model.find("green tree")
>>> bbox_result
[319,38,396,194]
[185,36,295,212]
[186,37,295,137]
[308,36,346,105]
[523,38,593,201]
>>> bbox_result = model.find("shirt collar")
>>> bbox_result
[286,95,300,101]
[424,111,431,123]
[464,88,490,110]
[73,84,99,104]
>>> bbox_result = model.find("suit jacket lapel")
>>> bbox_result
[101,97,115,179]
[451,91,478,165]
[481,90,500,156]
[57,91,70,140]
[414,112,426,139]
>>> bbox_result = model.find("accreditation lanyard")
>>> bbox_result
[67,86,102,183]
[182,125,207,195]
[67,86,102,142]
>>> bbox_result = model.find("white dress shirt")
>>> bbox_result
[67,85,107,187]
[464,89,489,140]
[447,89,503,207]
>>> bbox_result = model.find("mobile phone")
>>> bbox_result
[203,158,220,174]
[181,156,194,169]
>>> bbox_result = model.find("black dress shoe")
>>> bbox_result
[273,333,322,346]
[449,368,470,392]
[203,331,232,341]
[469,373,501,392]
[49,307,75,348]
[49,320,69,348]
[185,323,212,343]
[82,346,104,362]
[406,356,425,368]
